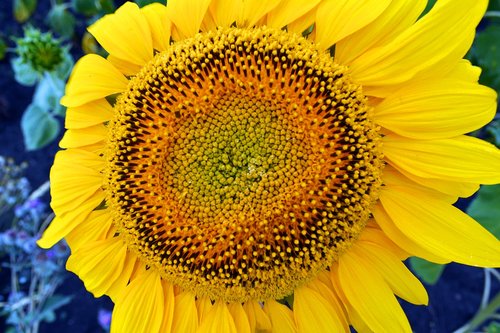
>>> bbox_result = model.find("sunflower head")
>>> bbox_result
[39,1,500,332]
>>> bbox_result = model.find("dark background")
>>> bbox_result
[0,1,496,332]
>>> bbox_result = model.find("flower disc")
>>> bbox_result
[106,27,382,302]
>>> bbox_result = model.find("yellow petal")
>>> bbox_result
[338,250,412,333]
[66,236,127,297]
[197,302,237,333]
[329,265,372,333]
[167,0,211,40]
[374,80,497,139]
[243,300,272,333]
[314,0,391,50]
[38,190,104,248]
[335,0,426,65]
[209,0,241,28]
[384,135,500,184]
[389,162,480,198]
[61,54,128,107]
[50,149,103,217]
[238,0,281,27]
[142,3,171,51]
[306,278,349,331]
[106,251,138,302]
[372,203,449,264]
[358,225,408,259]
[286,5,316,35]
[159,281,175,333]
[294,285,348,333]
[227,303,251,333]
[196,297,213,325]
[354,241,428,305]
[349,0,487,87]
[266,0,320,29]
[107,54,144,76]
[111,270,164,333]
[65,99,113,129]
[172,292,199,332]
[65,209,112,251]
[380,184,500,267]
[59,124,107,149]
[263,300,297,333]
[447,59,482,82]
[88,2,153,66]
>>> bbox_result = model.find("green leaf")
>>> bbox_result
[11,57,39,86]
[409,257,446,285]
[21,103,60,151]
[0,37,6,60]
[13,0,37,23]
[135,0,161,7]
[467,185,500,239]
[71,0,99,16]
[470,25,500,94]
[47,5,76,39]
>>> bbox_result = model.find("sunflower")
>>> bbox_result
[38,0,500,332]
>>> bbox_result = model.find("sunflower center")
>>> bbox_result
[106,27,382,302]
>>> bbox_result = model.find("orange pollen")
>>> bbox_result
[105,27,382,302]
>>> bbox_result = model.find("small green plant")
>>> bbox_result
[11,27,73,151]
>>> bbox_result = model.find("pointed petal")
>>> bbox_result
[266,0,320,29]
[335,0,426,64]
[209,0,241,28]
[227,303,251,333]
[372,203,449,264]
[65,99,114,129]
[286,5,316,35]
[167,0,211,40]
[38,190,104,248]
[66,236,127,297]
[380,184,500,267]
[243,300,272,333]
[106,251,138,302]
[338,250,412,332]
[59,125,107,149]
[65,209,112,251]
[355,241,428,305]
[384,135,500,184]
[172,292,199,332]
[159,281,175,333]
[263,300,297,333]
[88,2,153,66]
[237,0,281,27]
[142,3,171,51]
[61,54,128,107]
[314,0,391,50]
[111,270,164,333]
[374,80,497,139]
[349,0,487,87]
[197,302,237,333]
[294,285,348,333]
[50,149,103,215]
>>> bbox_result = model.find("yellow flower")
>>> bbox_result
[39,0,500,332]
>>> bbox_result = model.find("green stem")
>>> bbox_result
[464,292,500,333]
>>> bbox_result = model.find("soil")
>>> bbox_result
[0,1,496,333]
